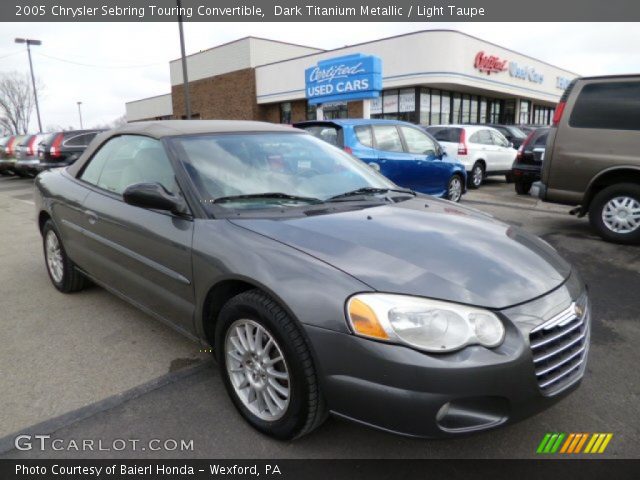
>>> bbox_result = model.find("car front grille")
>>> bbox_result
[529,302,590,395]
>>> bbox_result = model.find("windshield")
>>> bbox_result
[170,132,396,209]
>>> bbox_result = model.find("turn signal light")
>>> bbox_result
[347,298,388,340]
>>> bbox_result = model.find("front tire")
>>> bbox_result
[215,290,327,440]
[42,219,88,293]
[589,183,640,245]
[447,174,463,202]
[468,162,484,189]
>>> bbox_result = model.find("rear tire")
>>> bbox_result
[515,180,532,195]
[215,289,328,440]
[589,183,640,245]
[468,162,484,189]
[42,219,88,293]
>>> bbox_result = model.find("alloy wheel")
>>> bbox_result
[225,319,291,421]
[448,176,462,202]
[602,196,640,234]
[45,230,64,283]
[472,165,483,187]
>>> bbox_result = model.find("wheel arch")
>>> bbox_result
[38,210,52,235]
[199,276,320,362]
[583,166,640,211]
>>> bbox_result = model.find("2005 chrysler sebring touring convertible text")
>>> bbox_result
[35,121,591,440]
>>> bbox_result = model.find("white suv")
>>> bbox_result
[425,125,517,188]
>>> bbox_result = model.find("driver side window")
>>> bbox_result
[80,136,177,195]
[490,130,509,147]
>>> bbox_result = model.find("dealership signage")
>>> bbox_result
[305,54,382,105]
[473,51,508,75]
[509,62,544,84]
[474,51,547,85]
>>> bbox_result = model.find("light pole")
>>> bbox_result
[15,38,43,133]
[77,101,83,129]
[176,0,192,119]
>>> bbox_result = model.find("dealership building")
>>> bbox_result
[125,30,577,126]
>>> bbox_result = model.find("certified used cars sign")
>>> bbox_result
[305,53,382,105]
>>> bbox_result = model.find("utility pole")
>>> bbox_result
[77,101,83,129]
[15,38,43,133]
[176,0,192,119]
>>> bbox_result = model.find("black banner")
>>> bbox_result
[1,459,640,480]
[3,0,640,22]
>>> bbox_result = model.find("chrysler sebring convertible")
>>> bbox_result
[35,121,590,440]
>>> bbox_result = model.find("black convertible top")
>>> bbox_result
[66,120,302,177]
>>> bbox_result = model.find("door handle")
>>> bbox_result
[85,210,98,225]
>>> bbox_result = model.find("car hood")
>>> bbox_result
[230,198,571,309]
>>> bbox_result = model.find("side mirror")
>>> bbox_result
[508,141,514,149]
[123,182,185,214]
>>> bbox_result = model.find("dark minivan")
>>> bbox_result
[533,75,640,244]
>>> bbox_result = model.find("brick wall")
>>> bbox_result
[172,68,261,121]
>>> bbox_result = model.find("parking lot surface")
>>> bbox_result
[1,175,638,459]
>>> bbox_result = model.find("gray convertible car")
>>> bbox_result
[35,121,591,440]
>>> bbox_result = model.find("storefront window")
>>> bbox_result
[452,94,462,124]
[397,88,417,123]
[519,100,530,125]
[479,98,488,124]
[470,96,478,124]
[490,100,501,124]
[461,95,471,124]
[280,102,292,124]
[306,102,317,121]
[323,101,348,120]
[370,96,383,117]
[440,93,450,124]
[382,89,399,119]
[431,90,441,125]
[419,88,430,125]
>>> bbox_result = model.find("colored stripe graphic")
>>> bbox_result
[537,433,613,454]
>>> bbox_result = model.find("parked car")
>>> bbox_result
[294,119,467,202]
[14,134,46,177]
[425,125,517,188]
[37,129,105,171]
[533,74,640,244]
[0,136,14,175]
[512,127,550,195]
[36,120,590,440]
[0,135,27,175]
[486,124,529,149]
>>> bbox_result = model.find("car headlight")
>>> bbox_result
[346,293,505,353]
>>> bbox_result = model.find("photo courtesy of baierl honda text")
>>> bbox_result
[0,1,638,479]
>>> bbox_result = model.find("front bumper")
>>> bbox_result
[305,278,588,438]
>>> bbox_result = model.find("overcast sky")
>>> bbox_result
[1,22,639,132]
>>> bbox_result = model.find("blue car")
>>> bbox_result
[294,119,467,202]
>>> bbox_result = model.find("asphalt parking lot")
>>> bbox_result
[0,174,638,459]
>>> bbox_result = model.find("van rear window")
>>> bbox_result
[569,81,640,131]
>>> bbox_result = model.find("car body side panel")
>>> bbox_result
[191,219,373,338]
[79,190,196,333]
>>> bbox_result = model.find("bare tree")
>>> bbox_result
[0,71,42,135]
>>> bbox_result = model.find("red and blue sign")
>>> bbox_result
[305,54,382,105]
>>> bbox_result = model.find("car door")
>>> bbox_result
[398,125,450,195]
[371,124,418,189]
[489,129,517,171]
[77,135,195,333]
